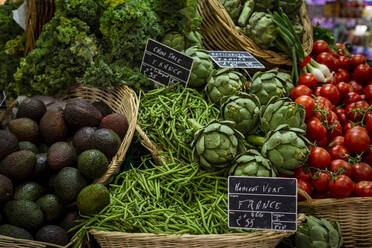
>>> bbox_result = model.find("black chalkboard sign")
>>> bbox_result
[0,91,6,109]
[228,176,297,232]
[209,51,265,69]
[140,39,194,87]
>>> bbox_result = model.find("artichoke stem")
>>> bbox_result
[187,118,203,132]
[246,135,266,146]
[237,0,254,26]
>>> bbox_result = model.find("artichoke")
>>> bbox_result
[261,125,309,175]
[277,0,302,19]
[185,46,215,88]
[190,119,245,171]
[255,0,276,11]
[220,0,243,21]
[249,68,294,105]
[229,149,276,177]
[205,68,246,106]
[245,12,278,49]
[260,97,306,134]
[237,0,254,26]
[221,92,260,134]
[161,32,186,52]
[185,31,204,49]
[295,216,343,248]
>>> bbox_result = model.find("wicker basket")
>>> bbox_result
[0,85,139,248]
[298,189,372,248]
[90,214,305,248]
[198,0,313,68]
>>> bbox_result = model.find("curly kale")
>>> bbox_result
[13,16,98,96]
[0,1,23,49]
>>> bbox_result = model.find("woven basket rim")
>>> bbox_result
[0,233,72,248]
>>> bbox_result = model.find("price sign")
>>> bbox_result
[228,176,297,232]
[140,39,194,87]
[209,51,265,69]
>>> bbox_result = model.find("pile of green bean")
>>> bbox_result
[138,84,220,162]
[72,152,251,247]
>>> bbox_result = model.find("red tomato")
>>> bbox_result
[351,54,366,68]
[306,117,327,141]
[314,86,322,96]
[338,56,351,70]
[299,73,318,88]
[335,108,347,125]
[363,147,372,165]
[353,64,371,84]
[313,40,330,54]
[312,171,331,192]
[334,68,350,83]
[344,92,362,105]
[298,179,312,201]
[368,79,372,85]
[295,166,312,182]
[365,114,372,136]
[329,175,355,198]
[352,162,372,182]
[327,121,343,140]
[319,84,341,105]
[328,145,349,161]
[312,191,332,199]
[314,96,334,110]
[344,126,371,154]
[329,136,344,147]
[295,96,314,119]
[308,147,331,169]
[317,137,329,147]
[316,52,337,71]
[350,80,363,94]
[345,101,370,122]
[291,85,312,100]
[336,82,354,99]
[354,181,372,197]
[363,85,372,101]
[329,159,352,177]
[361,94,366,100]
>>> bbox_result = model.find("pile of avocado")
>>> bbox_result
[0,97,129,245]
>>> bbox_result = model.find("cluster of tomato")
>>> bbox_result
[292,40,372,199]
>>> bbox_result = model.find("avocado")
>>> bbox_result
[38,143,49,153]
[78,150,109,180]
[35,225,69,246]
[3,200,44,230]
[16,98,47,122]
[99,113,128,139]
[8,118,39,143]
[77,184,110,216]
[0,224,33,240]
[72,127,95,154]
[64,99,102,129]
[0,150,36,181]
[36,194,65,222]
[0,130,18,161]
[47,142,77,170]
[91,128,121,158]
[59,211,79,233]
[33,153,50,180]
[19,141,39,154]
[0,174,13,203]
[39,109,68,145]
[93,101,112,117]
[53,167,87,203]
[14,182,45,201]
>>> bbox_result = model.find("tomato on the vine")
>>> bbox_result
[320,84,341,105]
[313,40,330,54]
[354,181,372,197]
[334,68,350,83]
[336,82,354,98]
[353,64,371,84]
[298,179,311,201]
[312,171,331,192]
[291,85,312,100]
[308,147,331,169]
[316,52,337,71]
[295,166,312,182]
[298,73,318,88]
[352,162,372,182]
[327,121,343,140]
[312,191,332,199]
[329,175,355,198]
[295,96,314,118]
[363,85,372,101]
[365,114,372,136]
[344,126,370,154]
[345,101,370,122]
[335,108,347,125]
[306,117,327,141]
[317,137,329,147]
[351,54,366,68]
[329,159,352,177]
[314,96,334,111]
[329,145,349,161]
[363,148,372,165]
[329,136,344,147]
[344,92,362,105]
[314,86,322,96]
[337,56,351,70]
[350,80,363,94]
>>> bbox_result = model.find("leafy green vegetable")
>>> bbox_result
[0,1,23,50]
[313,23,337,50]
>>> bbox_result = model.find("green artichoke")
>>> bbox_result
[205,68,246,105]
[221,92,260,134]
[185,46,215,88]
[295,216,343,248]
[246,12,278,49]
[190,119,245,171]
[229,149,276,177]
[255,0,276,11]
[261,125,309,175]
[161,32,186,51]
[220,0,243,21]
[260,97,306,134]
[277,0,302,19]
[249,68,294,105]
[185,31,204,49]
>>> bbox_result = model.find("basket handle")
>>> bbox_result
[298,188,313,203]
